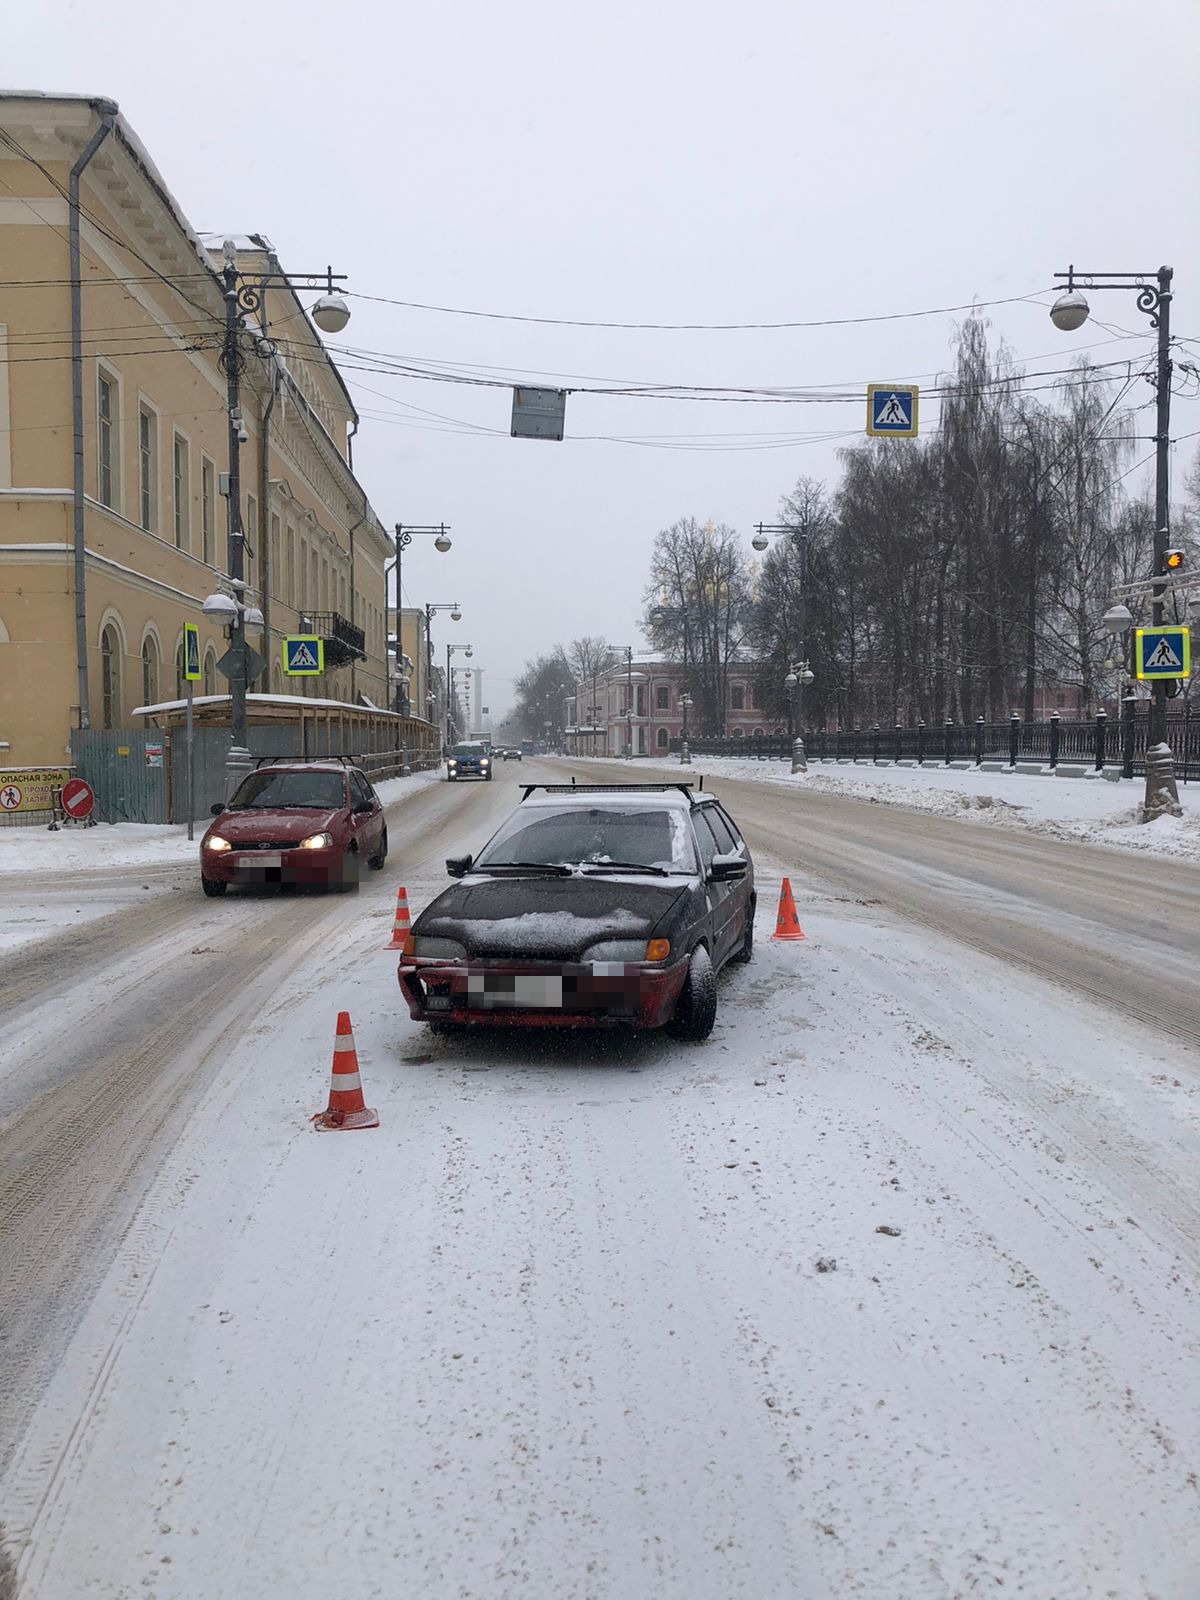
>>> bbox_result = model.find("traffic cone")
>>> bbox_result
[384,886,412,950]
[770,878,807,941]
[312,1011,379,1130]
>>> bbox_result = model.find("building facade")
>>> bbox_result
[567,659,786,757]
[0,94,395,766]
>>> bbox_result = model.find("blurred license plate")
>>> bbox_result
[238,852,281,868]
[467,975,562,1009]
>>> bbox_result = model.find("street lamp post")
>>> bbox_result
[389,523,451,715]
[423,601,462,737]
[679,692,693,764]
[217,239,349,789]
[753,522,811,768]
[446,642,473,747]
[1051,264,1182,819]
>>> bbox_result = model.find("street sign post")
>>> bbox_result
[282,636,325,676]
[866,384,919,438]
[1134,626,1190,680]
[60,777,95,821]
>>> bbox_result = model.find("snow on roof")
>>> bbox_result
[522,786,694,810]
[132,692,408,718]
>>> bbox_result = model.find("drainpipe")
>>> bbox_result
[343,419,363,704]
[70,99,117,729]
[257,375,277,689]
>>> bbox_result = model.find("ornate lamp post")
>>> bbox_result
[389,523,451,714]
[783,662,815,772]
[217,240,349,790]
[1051,264,1182,819]
[446,642,473,746]
[679,692,693,764]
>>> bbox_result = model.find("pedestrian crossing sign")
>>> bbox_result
[282,635,325,676]
[1134,626,1190,680]
[183,622,201,682]
[866,384,919,438]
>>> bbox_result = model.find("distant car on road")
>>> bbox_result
[200,758,387,896]
[397,781,754,1040]
[446,742,492,781]
[498,747,522,761]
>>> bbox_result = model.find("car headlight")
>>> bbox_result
[299,831,334,850]
[480,758,490,765]
[447,759,457,767]
[583,939,652,963]
[204,835,231,853]
[408,935,467,960]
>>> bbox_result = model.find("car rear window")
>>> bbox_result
[228,770,346,810]
[476,804,697,872]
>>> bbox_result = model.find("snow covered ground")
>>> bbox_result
[599,754,1200,863]
[0,769,442,877]
[2,791,1197,1600]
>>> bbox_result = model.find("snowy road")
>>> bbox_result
[1,761,1198,1599]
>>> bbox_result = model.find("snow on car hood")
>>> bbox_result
[418,876,687,958]
[207,810,340,844]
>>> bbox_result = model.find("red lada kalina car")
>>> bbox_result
[200,759,387,895]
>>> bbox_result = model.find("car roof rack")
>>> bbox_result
[520,780,700,803]
[251,754,362,769]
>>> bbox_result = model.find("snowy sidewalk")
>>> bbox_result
[581,754,1200,863]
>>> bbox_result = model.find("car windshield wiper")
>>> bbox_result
[471,862,573,876]
[579,860,671,876]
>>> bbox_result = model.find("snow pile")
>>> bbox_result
[583,755,1200,862]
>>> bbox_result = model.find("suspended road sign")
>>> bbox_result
[511,386,566,441]
[866,384,919,438]
[1135,626,1190,680]
[282,635,325,676]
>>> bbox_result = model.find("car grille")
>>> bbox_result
[232,839,297,851]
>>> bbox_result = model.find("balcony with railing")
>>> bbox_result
[302,611,366,668]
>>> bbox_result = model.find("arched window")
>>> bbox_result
[656,727,669,750]
[203,647,217,697]
[101,624,122,729]
[175,640,186,700]
[272,662,283,694]
[141,634,160,707]
[752,727,764,737]
[733,726,744,737]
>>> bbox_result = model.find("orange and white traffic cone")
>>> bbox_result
[311,1010,379,1131]
[770,877,807,942]
[384,886,412,950]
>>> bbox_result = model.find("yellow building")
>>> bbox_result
[0,92,395,767]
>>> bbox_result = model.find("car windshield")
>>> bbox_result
[452,744,485,759]
[227,770,345,811]
[475,804,696,873]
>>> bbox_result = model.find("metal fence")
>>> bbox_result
[674,705,1200,783]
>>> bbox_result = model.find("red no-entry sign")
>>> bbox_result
[61,777,95,819]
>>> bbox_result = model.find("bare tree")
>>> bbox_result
[643,518,751,734]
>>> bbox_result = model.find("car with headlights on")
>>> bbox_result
[446,741,492,781]
[200,758,387,896]
[397,782,754,1040]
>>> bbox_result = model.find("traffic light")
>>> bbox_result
[1164,548,1184,571]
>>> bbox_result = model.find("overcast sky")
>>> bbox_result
[10,0,1200,718]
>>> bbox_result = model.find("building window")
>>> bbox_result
[656,684,669,710]
[172,434,189,551]
[733,726,744,737]
[201,457,216,565]
[751,684,762,709]
[97,371,117,509]
[270,514,281,601]
[100,624,121,728]
[286,527,296,607]
[141,635,160,706]
[138,404,158,532]
[730,684,745,711]
[656,727,669,749]
[1056,692,1066,710]
[636,685,646,716]
[175,641,185,699]
[753,727,764,737]
[203,647,217,697]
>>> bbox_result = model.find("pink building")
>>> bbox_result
[566,658,786,757]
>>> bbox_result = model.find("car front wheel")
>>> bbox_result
[665,945,716,1041]
[201,875,227,898]
[368,827,388,870]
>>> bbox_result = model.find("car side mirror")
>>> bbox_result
[210,802,225,816]
[353,800,373,814]
[708,850,748,883]
[446,854,473,878]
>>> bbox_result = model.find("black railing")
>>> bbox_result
[305,611,366,668]
[671,705,1200,782]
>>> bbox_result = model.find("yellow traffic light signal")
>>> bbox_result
[1164,548,1184,570]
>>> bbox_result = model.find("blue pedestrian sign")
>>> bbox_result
[282,635,325,676]
[1134,626,1190,680]
[867,383,919,438]
[183,622,201,682]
